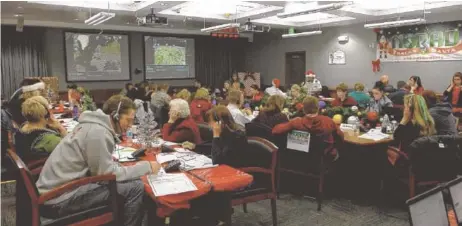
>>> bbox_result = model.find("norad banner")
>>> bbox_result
[376,21,462,62]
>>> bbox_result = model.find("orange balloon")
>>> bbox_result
[367,111,378,122]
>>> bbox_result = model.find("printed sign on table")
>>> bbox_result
[287,130,311,152]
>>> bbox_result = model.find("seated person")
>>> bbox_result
[422,90,457,136]
[162,99,202,144]
[264,79,286,97]
[36,95,160,226]
[302,70,322,96]
[190,88,212,123]
[249,85,264,109]
[367,86,392,114]
[227,89,253,127]
[393,94,436,152]
[388,81,410,105]
[151,84,171,123]
[176,89,192,103]
[252,95,289,128]
[273,96,343,159]
[443,72,462,108]
[349,83,370,108]
[408,76,424,95]
[207,105,247,167]
[7,78,45,127]
[287,84,306,107]
[67,83,81,106]
[331,83,358,107]
[120,83,133,96]
[14,96,66,160]
[375,75,395,94]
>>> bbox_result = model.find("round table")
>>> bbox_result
[339,132,394,202]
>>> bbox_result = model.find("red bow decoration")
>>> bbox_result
[372,59,381,72]
[244,72,256,81]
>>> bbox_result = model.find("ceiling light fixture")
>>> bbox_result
[282,30,322,38]
[85,12,115,26]
[277,2,353,18]
[364,18,426,29]
[201,23,240,32]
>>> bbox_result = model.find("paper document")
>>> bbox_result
[358,129,390,141]
[147,173,197,197]
[156,153,178,164]
[174,152,216,171]
[112,147,137,160]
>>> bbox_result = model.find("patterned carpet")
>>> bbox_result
[1,182,409,226]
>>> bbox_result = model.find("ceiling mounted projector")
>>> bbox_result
[138,7,168,25]
[277,2,353,18]
[85,12,115,26]
[282,30,322,38]
[240,18,271,33]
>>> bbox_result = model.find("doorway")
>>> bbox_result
[285,51,306,87]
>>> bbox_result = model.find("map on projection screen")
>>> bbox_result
[65,32,130,81]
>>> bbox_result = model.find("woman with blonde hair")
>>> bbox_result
[176,89,191,102]
[252,95,288,128]
[393,94,436,152]
[190,88,212,123]
[14,96,66,161]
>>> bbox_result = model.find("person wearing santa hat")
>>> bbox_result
[302,70,322,96]
[264,78,287,98]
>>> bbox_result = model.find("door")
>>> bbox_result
[285,51,306,87]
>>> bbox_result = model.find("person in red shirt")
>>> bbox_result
[162,99,202,144]
[331,83,358,107]
[190,88,212,123]
[273,96,343,159]
[408,75,424,95]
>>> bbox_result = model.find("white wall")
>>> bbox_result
[246,21,462,93]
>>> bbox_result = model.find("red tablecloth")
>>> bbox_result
[123,147,253,217]
[188,165,253,192]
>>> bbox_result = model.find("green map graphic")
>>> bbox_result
[154,46,186,65]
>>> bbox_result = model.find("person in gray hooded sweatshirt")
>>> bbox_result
[422,90,458,136]
[36,95,161,226]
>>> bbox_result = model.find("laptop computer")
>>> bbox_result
[446,176,462,225]
[406,185,450,226]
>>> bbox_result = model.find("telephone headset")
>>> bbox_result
[213,111,221,125]
[112,101,122,122]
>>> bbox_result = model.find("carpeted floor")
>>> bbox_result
[1,182,409,226]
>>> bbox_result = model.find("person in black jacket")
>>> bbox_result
[388,81,410,105]
[443,72,462,107]
[422,90,458,136]
[206,105,247,168]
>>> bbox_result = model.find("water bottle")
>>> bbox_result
[126,129,133,144]
[72,105,79,119]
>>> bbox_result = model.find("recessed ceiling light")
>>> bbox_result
[160,3,167,6]
[74,18,79,21]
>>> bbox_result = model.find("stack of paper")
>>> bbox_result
[112,147,137,161]
[147,173,197,197]
[359,129,390,141]
[156,152,216,171]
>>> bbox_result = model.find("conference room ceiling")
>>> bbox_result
[1,1,462,35]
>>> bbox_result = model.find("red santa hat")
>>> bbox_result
[305,70,316,78]
[272,79,281,88]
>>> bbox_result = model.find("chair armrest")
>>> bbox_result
[388,146,409,160]
[239,167,271,175]
[38,174,116,204]
[27,158,48,170]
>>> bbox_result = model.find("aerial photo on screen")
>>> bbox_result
[153,44,186,65]
[72,34,122,75]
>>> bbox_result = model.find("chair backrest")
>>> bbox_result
[245,122,286,150]
[246,137,278,192]
[197,123,213,142]
[408,135,462,181]
[7,149,40,203]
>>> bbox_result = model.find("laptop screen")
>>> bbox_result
[448,178,462,223]
[408,190,449,226]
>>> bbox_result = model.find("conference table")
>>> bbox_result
[119,143,254,220]
[339,131,394,202]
